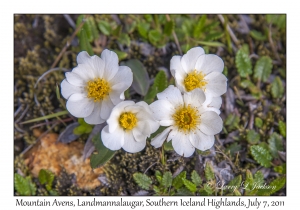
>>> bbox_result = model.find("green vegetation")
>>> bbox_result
[14,14,286,196]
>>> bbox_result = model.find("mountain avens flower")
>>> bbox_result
[61,50,133,124]
[149,85,223,157]
[101,101,159,153]
[170,46,227,97]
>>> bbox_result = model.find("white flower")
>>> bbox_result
[149,85,223,157]
[61,50,133,124]
[101,101,159,153]
[170,46,227,97]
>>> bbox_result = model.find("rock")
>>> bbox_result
[24,133,103,190]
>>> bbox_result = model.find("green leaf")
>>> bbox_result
[122,59,150,96]
[193,15,206,38]
[203,183,214,195]
[172,171,186,190]
[246,130,260,145]
[144,14,153,22]
[240,80,262,99]
[153,185,161,194]
[228,175,242,195]
[255,117,263,128]
[269,176,286,195]
[244,170,255,195]
[182,178,197,193]
[266,15,286,30]
[14,174,32,196]
[133,173,152,190]
[125,21,137,34]
[148,29,162,45]
[257,176,286,195]
[271,76,284,98]
[20,110,68,124]
[98,20,111,36]
[196,149,211,155]
[254,56,273,82]
[268,132,283,158]
[112,25,122,37]
[191,170,202,186]
[79,29,93,55]
[250,145,273,168]
[56,84,60,99]
[235,48,252,78]
[113,49,128,61]
[274,163,286,174]
[224,114,240,131]
[137,22,150,39]
[90,134,116,168]
[176,187,194,196]
[163,141,174,151]
[204,32,224,41]
[278,120,286,138]
[118,33,131,46]
[164,20,174,36]
[162,172,173,188]
[225,143,241,157]
[85,16,99,42]
[26,177,37,196]
[144,70,168,104]
[205,161,215,181]
[155,171,162,184]
[38,169,55,191]
[254,170,264,186]
[250,30,266,41]
[195,41,225,47]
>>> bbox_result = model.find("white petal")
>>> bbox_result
[199,111,223,135]
[110,66,133,87]
[77,51,91,65]
[100,97,115,120]
[151,127,172,148]
[101,125,124,151]
[107,101,135,133]
[109,85,126,105]
[160,120,174,126]
[157,85,183,106]
[135,102,160,133]
[183,88,206,107]
[61,79,83,99]
[101,49,119,80]
[133,121,150,141]
[209,96,222,109]
[122,131,146,153]
[205,72,227,97]
[181,47,205,73]
[195,54,224,75]
[170,55,186,79]
[149,99,174,121]
[173,71,186,93]
[65,72,85,86]
[72,64,95,82]
[91,55,105,78]
[190,130,215,151]
[136,101,153,115]
[66,94,94,118]
[125,104,143,114]
[84,102,105,124]
[171,131,195,157]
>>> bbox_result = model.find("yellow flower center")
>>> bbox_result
[184,70,207,92]
[86,78,111,102]
[119,112,137,130]
[172,105,200,133]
